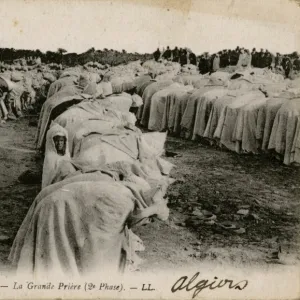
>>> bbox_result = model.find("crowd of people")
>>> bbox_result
[0,57,48,124]
[153,46,197,66]
[4,44,300,276]
[1,46,300,125]
[9,60,172,277]
[0,76,35,123]
[153,46,300,78]
[0,70,117,125]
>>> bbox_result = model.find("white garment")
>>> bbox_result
[95,83,104,97]
[131,94,143,108]
[98,81,113,96]
[42,122,71,189]
[0,76,14,91]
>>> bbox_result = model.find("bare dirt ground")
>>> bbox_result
[0,118,299,274]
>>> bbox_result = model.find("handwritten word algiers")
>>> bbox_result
[171,272,248,298]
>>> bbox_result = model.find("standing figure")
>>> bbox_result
[189,52,197,65]
[162,46,172,61]
[172,47,180,62]
[251,48,258,68]
[245,49,252,68]
[282,56,292,78]
[275,53,282,68]
[212,53,220,72]
[258,49,265,68]
[293,55,300,72]
[153,48,161,62]
[180,49,188,66]
[6,83,26,118]
[265,50,273,69]
[229,48,240,66]
[198,55,209,74]
[0,76,10,123]
[220,50,229,68]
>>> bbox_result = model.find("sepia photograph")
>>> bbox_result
[0,0,299,299]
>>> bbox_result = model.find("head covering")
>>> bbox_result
[0,76,14,91]
[98,80,113,96]
[60,70,80,79]
[78,74,90,88]
[103,71,113,81]
[43,72,56,83]
[42,122,71,189]
[11,71,23,82]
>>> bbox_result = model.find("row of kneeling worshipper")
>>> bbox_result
[0,58,151,124]
[7,59,300,277]
[8,67,175,278]
[134,68,300,166]
[34,69,145,151]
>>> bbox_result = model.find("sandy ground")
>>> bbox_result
[0,118,299,274]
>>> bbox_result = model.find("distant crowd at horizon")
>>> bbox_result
[153,46,300,78]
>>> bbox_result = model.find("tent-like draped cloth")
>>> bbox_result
[35,85,87,150]
[137,80,174,127]
[148,83,193,131]
[8,178,169,278]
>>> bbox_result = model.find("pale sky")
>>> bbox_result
[0,0,299,55]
